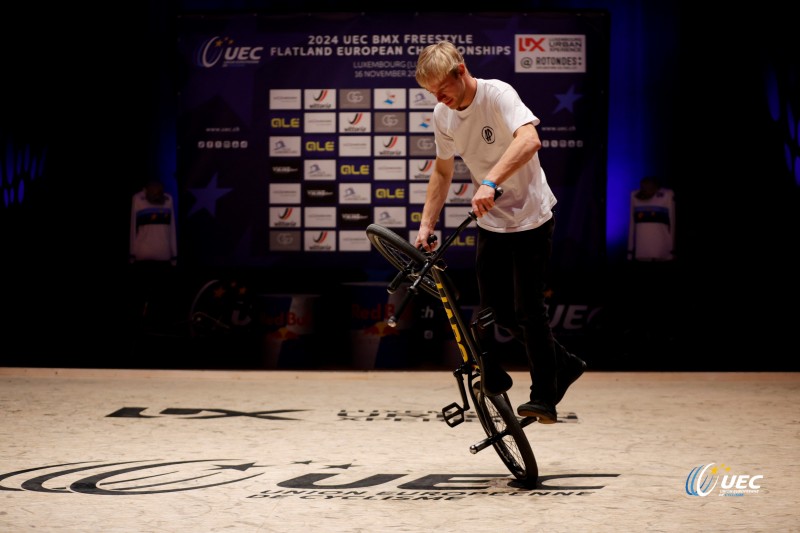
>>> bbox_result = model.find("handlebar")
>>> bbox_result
[386,187,503,327]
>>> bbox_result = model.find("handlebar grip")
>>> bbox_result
[469,186,504,219]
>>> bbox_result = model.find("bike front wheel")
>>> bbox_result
[365,224,439,299]
[473,382,538,487]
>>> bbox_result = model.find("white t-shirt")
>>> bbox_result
[432,78,557,233]
[628,187,676,261]
[130,190,178,263]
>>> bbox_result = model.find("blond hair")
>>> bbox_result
[415,41,464,88]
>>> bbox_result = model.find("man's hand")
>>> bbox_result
[471,183,497,217]
[414,225,438,252]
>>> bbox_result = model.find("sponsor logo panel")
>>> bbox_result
[373,183,407,205]
[339,136,372,157]
[270,230,302,251]
[304,159,336,181]
[303,183,337,205]
[338,206,371,229]
[304,230,336,251]
[339,183,371,204]
[304,207,337,228]
[338,88,372,109]
[374,159,406,181]
[373,135,406,157]
[303,112,336,133]
[339,158,372,180]
[408,159,433,181]
[408,135,435,157]
[338,112,372,133]
[515,34,586,73]
[269,158,302,180]
[373,88,407,109]
[339,230,372,251]
[269,136,302,157]
[269,206,301,228]
[373,111,406,133]
[303,135,337,157]
[269,112,302,132]
[269,183,302,204]
[374,207,406,227]
[269,89,302,110]
[304,88,337,109]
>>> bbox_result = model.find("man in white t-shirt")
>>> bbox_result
[628,176,676,262]
[413,41,585,424]
[625,176,677,352]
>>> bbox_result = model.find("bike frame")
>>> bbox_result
[383,207,530,434]
[432,266,480,428]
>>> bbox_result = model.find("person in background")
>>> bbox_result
[129,180,178,331]
[412,40,585,424]
[625,176,677,353]
[628,176,676,262]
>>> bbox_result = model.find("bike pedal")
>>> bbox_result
[471,307,496,331]
[442,402,465,427]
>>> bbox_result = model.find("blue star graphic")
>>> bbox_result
[188,173,233,217]
[553,85,583,114]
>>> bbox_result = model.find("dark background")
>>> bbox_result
[2,1,798,371]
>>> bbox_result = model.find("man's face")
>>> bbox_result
[424,68,465,110]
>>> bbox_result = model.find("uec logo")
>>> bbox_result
[198,36,263,68]
[685,463,763,497]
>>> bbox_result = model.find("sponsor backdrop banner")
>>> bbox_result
[177,11,608,284]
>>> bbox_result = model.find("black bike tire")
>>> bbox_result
[365,224,440,299]
[473,383,538,487]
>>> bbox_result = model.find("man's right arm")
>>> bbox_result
[415,156,455,251]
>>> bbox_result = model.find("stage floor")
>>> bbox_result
[1,368,798,532]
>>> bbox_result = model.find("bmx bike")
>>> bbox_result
[365,189,539,488]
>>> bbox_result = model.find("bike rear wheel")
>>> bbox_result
[365,224,439,299]
[473,382,538,487]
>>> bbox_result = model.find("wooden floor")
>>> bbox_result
[1,367,798,532]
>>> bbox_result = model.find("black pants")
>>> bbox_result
[475,215,569,403]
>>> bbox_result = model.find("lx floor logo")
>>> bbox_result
[106,406,578,423]
[107,407,307,420]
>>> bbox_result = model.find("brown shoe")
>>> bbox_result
[517,400,557,424]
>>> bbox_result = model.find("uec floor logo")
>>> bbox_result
[685,463,763,497]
